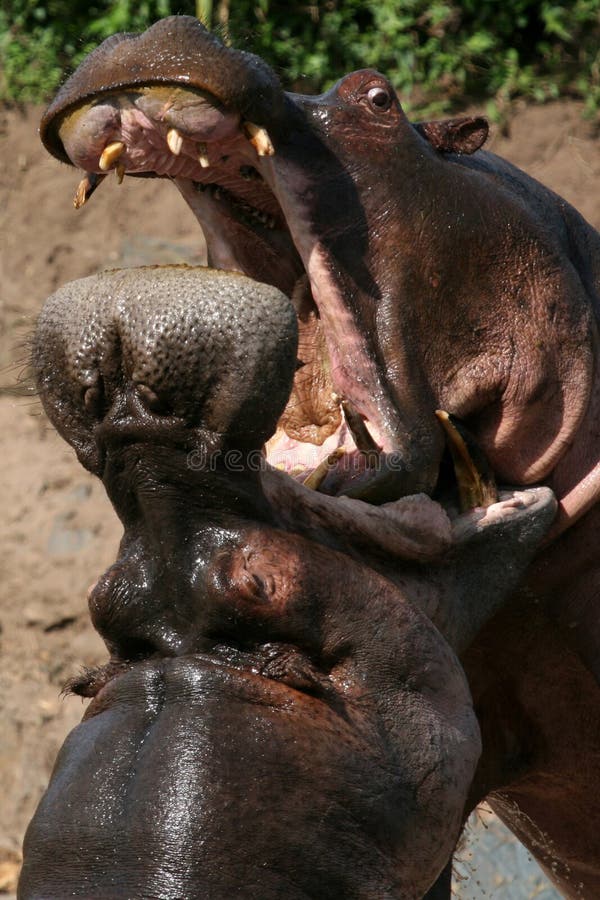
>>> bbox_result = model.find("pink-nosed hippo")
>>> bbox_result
[24,13,600,898]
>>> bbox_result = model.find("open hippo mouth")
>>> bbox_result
[40,15,509,509]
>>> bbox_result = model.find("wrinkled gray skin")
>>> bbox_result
[24,12,600,898]
[21,267,555,900]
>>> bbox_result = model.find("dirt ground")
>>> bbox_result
[1,99,599,896]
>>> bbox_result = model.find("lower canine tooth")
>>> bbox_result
[167,127,183,155]
[99,141,125,171]
[435,410,498,511]
[115,164,125,184]
[303,448,345,491]
[73,172,106,209]
[243,122,275,157]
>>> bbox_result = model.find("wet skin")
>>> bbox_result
[20,267,555,899]
[28,13,600,897]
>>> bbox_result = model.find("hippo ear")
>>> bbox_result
[414,116,489,155]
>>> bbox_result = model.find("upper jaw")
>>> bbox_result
[39,14,286,162]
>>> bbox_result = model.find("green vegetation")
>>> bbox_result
[1,1,599,117]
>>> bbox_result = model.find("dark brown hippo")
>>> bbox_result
[29,12,600,897]
[21,266,555,899]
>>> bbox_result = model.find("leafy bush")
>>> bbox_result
[0,1,174,102]
[1,0,599,117]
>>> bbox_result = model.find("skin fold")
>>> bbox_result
[27,13,600,898]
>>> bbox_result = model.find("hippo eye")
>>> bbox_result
[367,86,392,111]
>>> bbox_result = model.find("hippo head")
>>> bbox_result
[21,265,556,899]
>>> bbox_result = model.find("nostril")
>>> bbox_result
[83,377,105,417]
[135,382,170,414]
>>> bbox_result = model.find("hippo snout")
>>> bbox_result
[33,265,298,474]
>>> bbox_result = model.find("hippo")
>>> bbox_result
[28,12,600,897]
[21,265,555,898]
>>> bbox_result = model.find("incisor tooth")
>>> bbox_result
[243,122,275,157]
[167,127,183,156]
[98,141,125,171]
[197,142,210,168]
